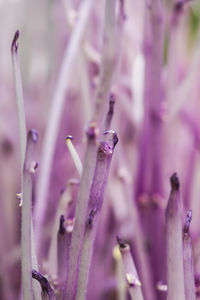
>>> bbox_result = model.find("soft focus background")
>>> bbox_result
[1,0,200,299]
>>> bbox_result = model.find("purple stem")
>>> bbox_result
[136,0,165,291]
[183,210,196,300]
[181,112,200,208]
[57,215,73,285]
[117,237,144,300]
[22,130,38,300]
[166,173,185,300]
[11,30,27,174]
[76,131,118,300]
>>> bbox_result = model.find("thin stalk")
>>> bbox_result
[183,210,196,300]
[31,221,42,300]
[76,131,118,300]
[65,136,83,176]
[136,0,165,289]
[11,30,26,171]
[92,0,118,125]
[64,1,119,298]
[181,112,199,208]
[166,1,187,105]
[35,0,94,250]
[167,31,200,121]
[117,237,144,300]
[137,0,164,196]
[11,32,41,300]
[166,173,185,300]
[22,130,38,300]
[121,180,156,300]
[32,270,56,300]
[57,215,73,285]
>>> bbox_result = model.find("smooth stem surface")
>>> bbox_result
[11,32,41,300]
[122,182,156,300]
[35,0,94,251]
[183,210,196,300]
[57,216,73,284]
[22,130,38,300]
[117,239,144,300]
[76,131,118,300]
[137,0,164,196]
[11,30,27,171]
[166,173,185,300]
[31,221,42,300]
[136,1,164,291]
[92,0,117,124]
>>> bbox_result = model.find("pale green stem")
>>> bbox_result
[22,130,38,300]
[11,31,41,300]
[11,30,26,171]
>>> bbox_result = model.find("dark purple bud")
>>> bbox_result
[170,173,180,190]
[103,131,118,149]
[32,269,54,297]
[86,208,96,228]
[11,30,19,52]
[119,0,127,20]
[184,209,192,234]
[108,94,115,116]
[195,274,200,287]
[34,161,39,171]
[28,129,39,143]
[174,1,184,13]
[59,215,66,235]
[116,235,127,249]
[1,138,13,156]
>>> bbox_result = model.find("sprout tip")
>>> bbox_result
[11,30,20,52]
[116,235,127,248]
[66,135,74,141]
[170,173,180,190]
